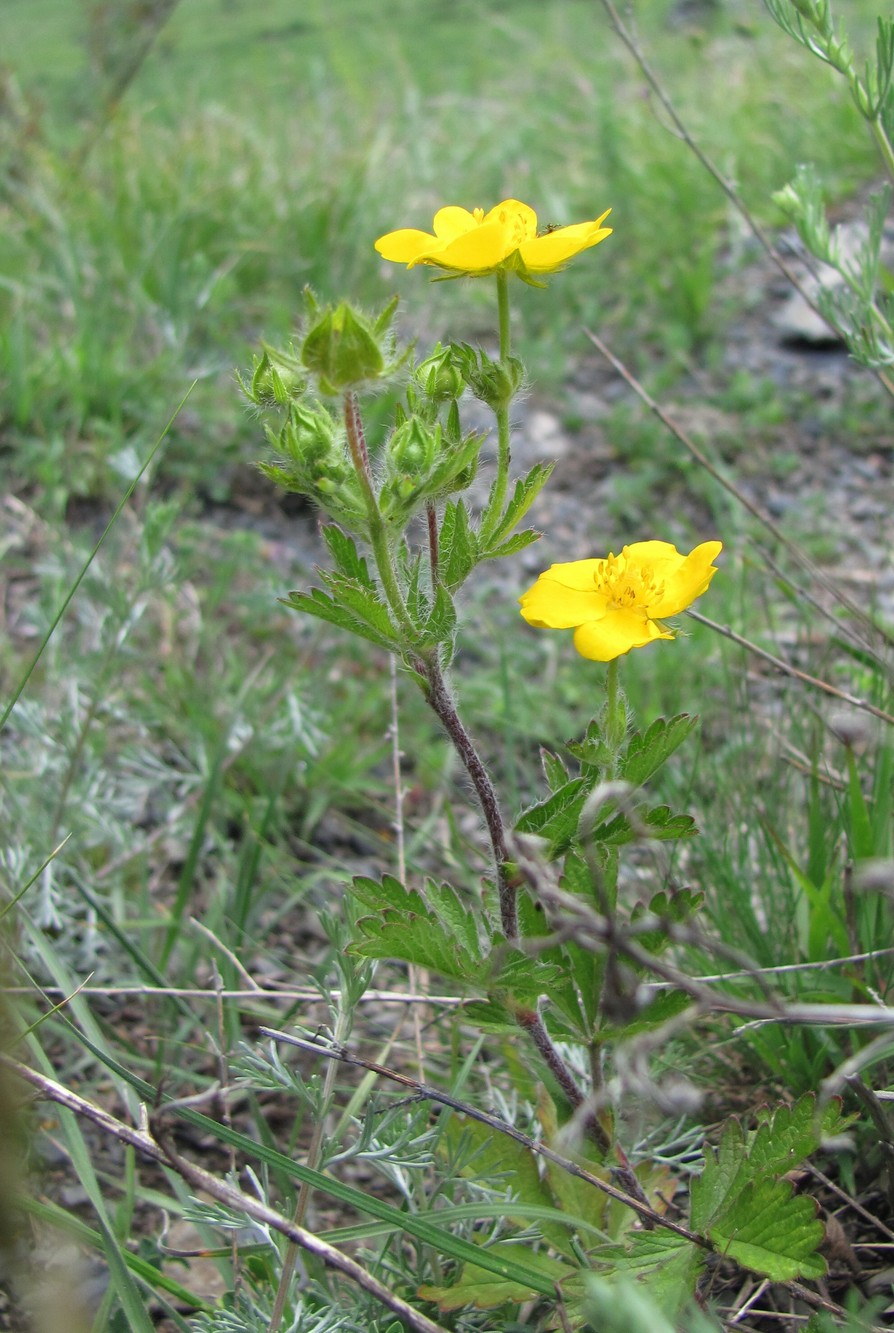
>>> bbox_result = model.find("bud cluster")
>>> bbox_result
[257,400,370,535]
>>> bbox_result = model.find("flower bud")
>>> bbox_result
[454,344,525,410]
[240,349,306,409]
[414,345,465,403]
[387,416,437,477]
[301,301,386,395]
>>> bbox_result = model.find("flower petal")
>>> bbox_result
[435,219,517,272]
[432,206,479,241]
[519,566,608,629]
[482,199,539,241]
[374,228,441,264]
[648,541,723,617]
[573,609,674,662]
[519,213,613,273]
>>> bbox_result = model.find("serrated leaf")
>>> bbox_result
[459,998,518,1032]
[690,1118,747,1232]
[604,1230,705,1318]
[439,500,478,591]
[420,581,457,645]
[483,527,542,560]
[541,748,570,793]
[591,805,698,847]
[711,1176,826,1281]
[282,587,397,650]
[351,873,416,912]
[484,462,554,549]
[631,886,705,954]
[621,714,698,788]
[515,778,586,854]
[418,1245,573,1311]
[487,947,564,1004]
[749,1095,856,1173]
[349,875,483,980]
[442,1115,551,1229]
[600,986,692,1040]
[321,525,373,583]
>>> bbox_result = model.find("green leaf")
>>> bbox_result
[749,1095,856,1174]
[488,947,564,1004]
[515,778,587,854]
[442,1115,551,1228]
[459,998,518,1032]
[540,748,570,793]
[483,527,542,560]
[419,581,457,645]
[483,462,554,550]
[321,524,374,583]
[439,499,479,591]
[418,1244,573,1311]
[319,570,399,638]
[690,1118,747,1233]
[283,585,398,650]
[604,1230,706,1319]
[591,805,698,847]
[710,1177,826,1281]
[600,986,692,1040]
[630,886,705,953]
[620,714,698,788]
[349,875,484,980]
[689,1097,835,1282]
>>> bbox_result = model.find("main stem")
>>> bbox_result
[418,651,518,942]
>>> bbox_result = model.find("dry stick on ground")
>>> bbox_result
[259,1025,706,1244]
[2,1056,451,1333]
[597,0,894,402]
[257,1030,876,1329]
[584,327,894,654]
[6,1052,881,1328]
[685,608,894,728]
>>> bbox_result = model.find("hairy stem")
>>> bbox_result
[417,651,517,941]
[343,392,416,640]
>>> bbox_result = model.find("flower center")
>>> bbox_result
[593,552,665,611]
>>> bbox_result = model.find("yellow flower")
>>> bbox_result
[374,199,612,280]
[519,540,722,662]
